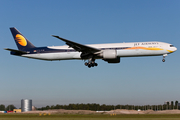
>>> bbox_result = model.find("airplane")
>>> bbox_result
[4,27,177,68]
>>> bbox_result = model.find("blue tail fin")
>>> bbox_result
[10,27,36,51]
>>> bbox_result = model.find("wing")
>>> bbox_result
[52,35,100,53]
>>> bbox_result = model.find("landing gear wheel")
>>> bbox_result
[84,57,98,68]
[88,64,91,68]
[94,63,98,66]
[162,59,165,62]
[85,62,88,66]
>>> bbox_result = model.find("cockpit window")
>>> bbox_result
[170,45,174,47]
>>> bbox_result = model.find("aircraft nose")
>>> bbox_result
[174,47,177,51]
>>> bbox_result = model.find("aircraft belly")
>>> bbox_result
[22,52,81,60]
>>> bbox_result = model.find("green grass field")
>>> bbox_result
[1,114,180,120]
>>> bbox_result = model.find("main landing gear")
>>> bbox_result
[162,54,167,62]
[84,58,98,68]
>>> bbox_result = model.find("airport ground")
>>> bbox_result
[1,114,180,120]
[1,109,180,120]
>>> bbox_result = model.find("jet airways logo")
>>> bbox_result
[15,34,27,46]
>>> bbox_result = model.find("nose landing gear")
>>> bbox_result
[162,59,165,62]
[162,54,167,62]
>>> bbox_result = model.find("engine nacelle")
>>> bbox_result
[102,50,117,59]
[99,50,120,63]
[103,57,120,63]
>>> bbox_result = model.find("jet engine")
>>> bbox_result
[99,50,120,63]
[102,50,117,59]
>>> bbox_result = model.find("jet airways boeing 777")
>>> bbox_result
[5,27,177,68]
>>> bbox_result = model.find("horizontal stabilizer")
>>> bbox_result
[4,48,28,54]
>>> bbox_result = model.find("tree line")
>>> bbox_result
[0,104,16,111]
[37,101,179,111]
[0,101,178,111]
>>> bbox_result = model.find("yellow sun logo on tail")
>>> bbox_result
[15,34,27,46]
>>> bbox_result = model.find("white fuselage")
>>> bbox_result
[21,41,177,61]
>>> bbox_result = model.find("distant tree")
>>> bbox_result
[50,105,55,109]
[45,105,50,110]
[171,101,174,109]
[167,102,169,110]
[162,104,166,110]
[175,101,178,109]
[128,105,132,110]
[152,105,156,111]
[134,106,138,110]
[125,104,128,110]
[78,103,84,110]
[71,104,77,110]
[121,105,125,109]
[95,104,100,111]
[157,105,162,111]
[0,104,5,111]
[100,104,106,111]
[6,105,16,111]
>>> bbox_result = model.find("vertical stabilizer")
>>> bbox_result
[10,27,36,51]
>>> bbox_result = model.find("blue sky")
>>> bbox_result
[0,0,180,108]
